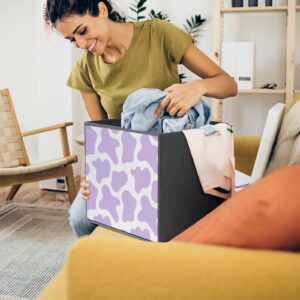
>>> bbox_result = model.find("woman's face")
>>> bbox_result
[55,2,110,56]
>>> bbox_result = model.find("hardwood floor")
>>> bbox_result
[0,178,81,209]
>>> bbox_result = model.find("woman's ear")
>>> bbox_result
[98,2,109,18]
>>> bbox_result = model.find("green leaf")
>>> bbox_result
[137,6,147,13]
[183,14,206,42]
[137,0,147,8]
[148,9,169,20]
[183,25,189,32]
[179,73,187,83]
[127,16,137,21]
[129,0,148,21]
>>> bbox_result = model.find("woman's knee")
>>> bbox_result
[69,192,85,222]
[69,192,95,237]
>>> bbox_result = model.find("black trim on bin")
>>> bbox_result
[85,119,159,136]
[90,220,151,242]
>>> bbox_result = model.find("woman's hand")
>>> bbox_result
[154,80,208,118]
[80,175,90,201]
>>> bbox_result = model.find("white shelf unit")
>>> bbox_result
[221,6,288,13]
[212,0,298,121]
[238,89,286,94]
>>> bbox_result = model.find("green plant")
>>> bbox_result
[129,0,148,21]
[129,0,205,43]
[183,15,206,42]
[148,9,169,21]
[179,73,187,82]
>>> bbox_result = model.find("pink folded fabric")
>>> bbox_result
[183,124,235,199]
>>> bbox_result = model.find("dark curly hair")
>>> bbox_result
[44,0,126,27]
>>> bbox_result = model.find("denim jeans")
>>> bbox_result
[69,191,97,237]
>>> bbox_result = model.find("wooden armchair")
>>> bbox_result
[0,89,78,203]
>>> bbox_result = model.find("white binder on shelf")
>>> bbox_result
[221,41,255,90]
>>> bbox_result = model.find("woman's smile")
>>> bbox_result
[88,39,97,53]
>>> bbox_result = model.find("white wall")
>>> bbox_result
[0,0,37,161]
[0,0,77,176]
[35,0,74,168]
[71,47,89,175]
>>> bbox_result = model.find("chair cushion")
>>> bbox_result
[173,163,300,251]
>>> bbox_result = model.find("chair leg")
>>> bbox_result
[65,165,76,204]
[6,184,22,202]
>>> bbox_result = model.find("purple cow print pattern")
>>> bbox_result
[85,125,159,241]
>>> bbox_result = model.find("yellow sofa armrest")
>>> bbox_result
[234,136,261,175]
[64,232,300,300]
[37,268,68,300]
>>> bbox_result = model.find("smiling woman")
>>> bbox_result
[45,0,126,53]
[55,5,131,59]
[44,0,237,238]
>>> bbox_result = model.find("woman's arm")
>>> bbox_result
[81,91,108,121]
[182,43,237,99]
[155,44,238,118]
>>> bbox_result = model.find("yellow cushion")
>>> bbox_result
[234,136,261,175]
[36,269,67,300]
[64,230,300,300]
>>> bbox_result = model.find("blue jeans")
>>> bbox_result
[69,191,97,237]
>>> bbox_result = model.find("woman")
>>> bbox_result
[45,0,237,237]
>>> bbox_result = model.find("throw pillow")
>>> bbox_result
[173,163,300,251]
[265,100,300,174]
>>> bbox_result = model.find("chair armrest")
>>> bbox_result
[234,135,261,176]
[75,134,84,146]
[63,235,300,300]
[21,122,73,137]
[21,122,73,156]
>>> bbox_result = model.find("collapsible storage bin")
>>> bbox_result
[85,120,223,242]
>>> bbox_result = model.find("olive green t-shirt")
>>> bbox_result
[67,19,193,118]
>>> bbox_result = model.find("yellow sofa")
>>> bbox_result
[37,136,300,300]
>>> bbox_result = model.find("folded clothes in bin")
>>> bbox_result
[85,120,224,242]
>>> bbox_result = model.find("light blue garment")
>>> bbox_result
[121,88,211,133]
[69,191,97,237]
